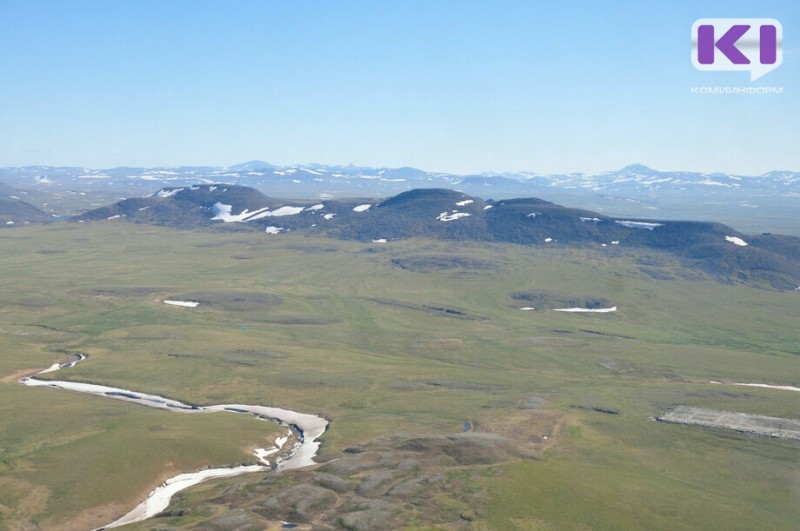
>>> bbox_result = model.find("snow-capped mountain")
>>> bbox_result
[2,162,797,197]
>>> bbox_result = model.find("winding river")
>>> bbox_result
[18,353,328,529]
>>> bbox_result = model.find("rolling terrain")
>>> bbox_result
[2,162,799,236]
[0,217,798,529]
[77,185,800,291]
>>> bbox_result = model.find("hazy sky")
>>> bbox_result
[1,1,797,174]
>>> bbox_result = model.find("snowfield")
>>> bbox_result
[163,300,199,308]
[437,211,471,222]
[725,235,748,246]
[153,188,184,198]
[615,220,663,230]
[211,203,303,223]
[553,306,617,313]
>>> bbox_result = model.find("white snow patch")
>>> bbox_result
[611,241,620,245]
[323,213,336,220]
[519,307,536,311]
[106,215,121,220]
[265,226,283,234]
[246,206,304,221]
[38,362,62,374]
[353,204,372,212]
[371,238,388,243]
[209,186,218,191]
[483,204,493,210]
[455,199,474,206]
[138,206,150,211]
[211,203,277,223]
[580,217,601,223]
[6,221,14,225]
[153,188,184,198]
[731,383,800,392]
[437,211,471,222]
[211,203,256,222]
[527,212,541,218]
[725,236,748,246]
[544,238,553,243]
[306,204,325,211]
[615,220,663,230]
[163,300,199,308]
[553,306,617,313]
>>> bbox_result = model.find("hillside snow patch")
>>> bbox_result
[153,188,184,198]
[455,199,474,206]
[265,226,284,234]
[437,211,471,222]
[725,235,748,246]
[164,300,199,308]
[554,306,617,313]
[615,220,663,230]
[247,206,304,220]
[353,204,372,212]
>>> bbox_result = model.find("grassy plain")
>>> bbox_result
[0,222,798,529]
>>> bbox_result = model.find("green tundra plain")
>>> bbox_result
[0,222,798,530]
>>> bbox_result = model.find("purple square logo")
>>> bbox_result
[692,18,783,81]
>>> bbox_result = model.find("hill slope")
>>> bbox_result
[0,181,51,225]
[79,186,800,290]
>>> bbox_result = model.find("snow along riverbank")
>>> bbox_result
[18,353,328,529]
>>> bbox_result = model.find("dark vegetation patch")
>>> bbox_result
[85,286,167,298]
[283,245,339,253]
[571,404,621,415]
[391,255,498,273]
[424,380,506,391]
[520,395,547,409]
[597,357,636,373]
[510,290,612,311]
[175,291,282,312]
[685,390,755,400]
[640,267,675,281]
[257,316,341,326]
[577,330,635,339]
[35,249,67,255]
[152,413,562,529]
[229,348,287,360]
[365,297,487,320]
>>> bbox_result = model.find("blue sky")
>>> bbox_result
[0,0,797,174]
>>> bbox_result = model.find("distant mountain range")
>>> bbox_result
[1,162,798,201]
[76,184,800,291]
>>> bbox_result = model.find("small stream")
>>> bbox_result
[18,353,328,529]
